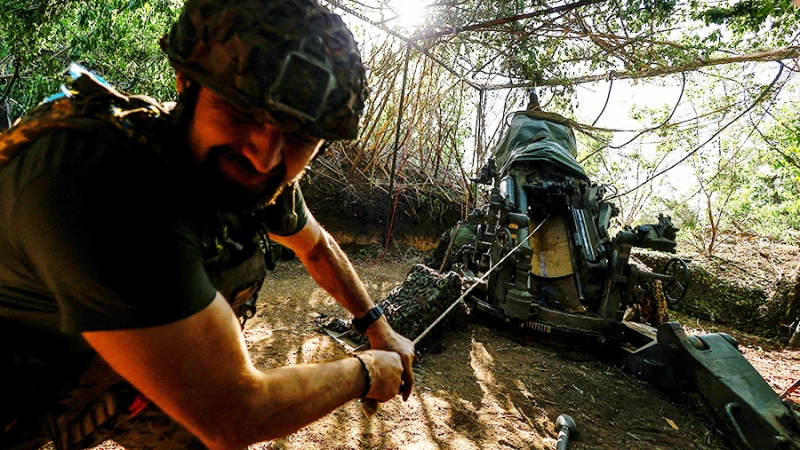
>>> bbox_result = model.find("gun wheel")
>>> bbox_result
[662,258,690,305]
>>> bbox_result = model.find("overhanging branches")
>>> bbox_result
[321,0,800,202]
[482,47,800,90]
[413,0,610,41]
[610,62,787,199]
[323,0,480,89]
[323,0,799,94]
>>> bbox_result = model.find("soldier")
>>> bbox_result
[0,1,414,449]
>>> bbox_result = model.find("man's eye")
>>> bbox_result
[220,101,257,124]
[287,134,320,147]
[231,109,258,124]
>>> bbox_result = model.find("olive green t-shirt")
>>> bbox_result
[0,130,218,337]
[0,129,308,344]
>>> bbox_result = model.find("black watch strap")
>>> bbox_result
[352,305,384,335]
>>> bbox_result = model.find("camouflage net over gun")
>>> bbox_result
[378,265,463,344]
[317,264,463,350]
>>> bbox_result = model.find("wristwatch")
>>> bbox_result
[352,305,384,335]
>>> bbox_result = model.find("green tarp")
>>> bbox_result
[450,222,478,249]
[491,111,588,180]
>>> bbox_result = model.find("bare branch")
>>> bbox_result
[416,0,611,40]
[323,0,480,88]
[483,47,800,90]
[612,62,787,199]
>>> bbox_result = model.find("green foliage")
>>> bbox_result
[691,0,800,48]
[617,65,800,251]
[694,0,790,32]
[0,0,181,125]
[721,96,800,243]
[2,0,799,245]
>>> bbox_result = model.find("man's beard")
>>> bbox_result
[193,145,289,213]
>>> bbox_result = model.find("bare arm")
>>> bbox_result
[271,213,416,399]
[83,294,402,450]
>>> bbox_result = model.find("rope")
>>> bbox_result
[412,215,550,344]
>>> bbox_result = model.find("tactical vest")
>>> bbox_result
[0,64,173,166]
[0,64,269,325]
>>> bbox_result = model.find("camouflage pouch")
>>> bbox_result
[43,357,148,450]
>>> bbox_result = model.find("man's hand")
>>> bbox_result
[271,216,415,400]
[365,316,415,400]
[356,350,403,401]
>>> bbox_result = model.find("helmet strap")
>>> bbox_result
[173,76,201,133]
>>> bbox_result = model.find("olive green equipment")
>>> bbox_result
[430,107,799,450]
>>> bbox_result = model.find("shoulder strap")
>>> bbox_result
[0,64,172,170]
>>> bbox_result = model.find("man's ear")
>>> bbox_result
[176,72,190,95]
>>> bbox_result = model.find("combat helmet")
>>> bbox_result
[161,0,367,140]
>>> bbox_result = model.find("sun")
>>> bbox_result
[388,0,428,29]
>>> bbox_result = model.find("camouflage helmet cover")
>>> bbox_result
[161,0,367,140]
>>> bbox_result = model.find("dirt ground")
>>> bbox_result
[79,244,799,450]
[236,249,799,450]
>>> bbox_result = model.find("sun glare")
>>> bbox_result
[389,0,428,28]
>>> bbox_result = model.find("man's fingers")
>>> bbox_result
[365,326,415,401]
[400,357,414,401]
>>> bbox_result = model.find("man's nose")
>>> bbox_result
[242,125,283,173]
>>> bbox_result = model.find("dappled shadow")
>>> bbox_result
[409,328,552,449]
[35,256,742,450]
[244,257,733,449]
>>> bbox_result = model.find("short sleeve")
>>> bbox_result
[258,182,309,236]
[7,131,217,333]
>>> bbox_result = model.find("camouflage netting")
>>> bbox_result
[318,264,463,350]
[633,249,800,343]
[378,264,463,344]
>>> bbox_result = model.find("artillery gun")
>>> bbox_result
[427,98,800,450]
[431,106,687,339]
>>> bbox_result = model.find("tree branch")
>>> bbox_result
[482,47,800,90]
[323,0,480,89]
[416,0,611,40]
[611,62,786,199]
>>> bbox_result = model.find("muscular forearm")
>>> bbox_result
[84,297,400,450]
[290,228,417,401]
[272,217,374,317]
[296,230,374,316]
[205,357,365,449]
[271,215,416,400]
